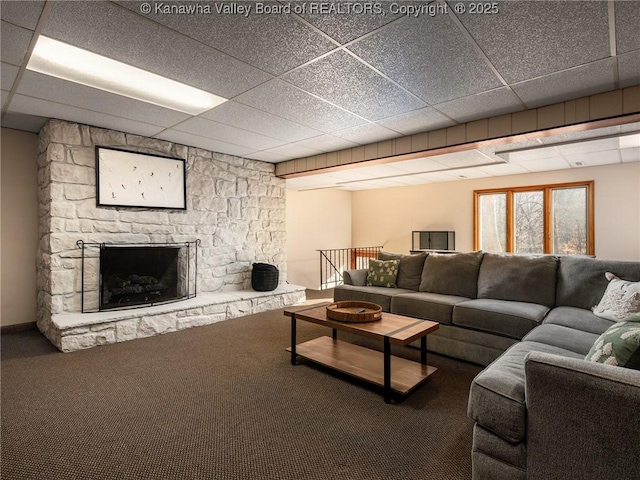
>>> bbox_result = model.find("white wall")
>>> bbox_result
[286,189,352,288]
[1,128,39,327]
[351,162,640,260]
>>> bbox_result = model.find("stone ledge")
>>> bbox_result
[49,285,306,353]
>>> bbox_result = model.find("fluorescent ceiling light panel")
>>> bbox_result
[27,36,226,115]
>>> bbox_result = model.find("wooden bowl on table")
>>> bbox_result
[326,301,382,323]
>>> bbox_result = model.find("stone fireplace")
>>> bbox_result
[37,120,304,352]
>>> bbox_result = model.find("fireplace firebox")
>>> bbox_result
[77,240,199,312]
[100,246,180,310]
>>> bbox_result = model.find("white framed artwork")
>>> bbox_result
[96,146,186,209]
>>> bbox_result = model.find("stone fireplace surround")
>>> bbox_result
[37,120,305,352]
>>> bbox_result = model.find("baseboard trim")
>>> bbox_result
[1,322,37,334]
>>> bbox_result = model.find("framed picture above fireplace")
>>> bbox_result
[96,146,186,209]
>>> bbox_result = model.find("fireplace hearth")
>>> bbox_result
[77,240,199,312]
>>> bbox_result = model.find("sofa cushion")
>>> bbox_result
[419,252,483,298]
[378,251,427,290]
[477,254,558,307]
[333,284,415,312]
[543,306,615,335]
[592,272,640,322]
[522,324,600,356]
[468,341,583,444]
[556,256,640,310]
[390,292,470,325]
[366,258,399,288]
[585,322,640,369]
[453,299,549,340]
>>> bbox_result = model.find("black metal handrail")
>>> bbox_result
[317,246,382,290]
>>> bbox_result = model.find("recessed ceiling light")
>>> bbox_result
[27,36,227,115]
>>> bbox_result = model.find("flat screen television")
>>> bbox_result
[412,231,455,251]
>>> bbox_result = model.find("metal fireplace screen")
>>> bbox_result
[77,240,199,313]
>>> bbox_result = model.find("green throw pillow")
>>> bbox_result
[592,272,640,322]
[585,322,640,369]
[366,259,400,288]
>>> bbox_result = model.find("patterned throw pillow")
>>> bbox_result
[366,259,400,288]
[585,322,640,369]
[592,272,640,322]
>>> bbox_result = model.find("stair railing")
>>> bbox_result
[317,246,382,290]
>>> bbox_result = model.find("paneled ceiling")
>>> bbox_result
[1,1,639,190]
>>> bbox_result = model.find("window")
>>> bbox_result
[474,182,594,255]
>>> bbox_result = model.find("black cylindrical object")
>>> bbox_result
[251,263,279,291]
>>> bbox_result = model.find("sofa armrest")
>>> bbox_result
[525,351,640,480]
[343,269,368,286]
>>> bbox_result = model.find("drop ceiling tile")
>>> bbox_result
[496,146,559,163]
[116,1,337,75]
[618,50,640,89]
[0,111,48,132]
[434,88,524,123]
[348,14,502,105]
[235,79,365,133]
[283,50,426,121]
[376,107,456,135]
[259,143,323,159]
[391,157,453,173]
[414,172,456,183]
[1,62,20,90]
[432,149,495,169]
[620,148,640,163]
[615,0,640,54]
[563,150,621,167]
[619,134,640,149]
[155,129,254,157]
[0,1,45,30]
[449,168,492,180]
[332,123,400,144]
[9,94,165,137]
[293,134,360,152]
[16,71,191,127]
[1,21,33,66]
[297,3,403,44]
[365,178,411,188]
[456,1,610,84]
[512,58,616,109]
[518,157,570,172]
[201,101,322,143]
[171,117,285,151]
[357,164,412,178]
[245,151,291,163]
[556,137,620,155]
[43,1,271,98]
[538,127,621,145]
[477,163,529,176]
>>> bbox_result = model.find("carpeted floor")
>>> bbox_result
[1,304,481,480]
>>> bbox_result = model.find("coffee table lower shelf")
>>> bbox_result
[286,336,437,396]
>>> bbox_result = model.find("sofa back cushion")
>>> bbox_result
[419,252,483,298]
[477,254,559,307]
[379,251,427,291]
[556,256,640,310]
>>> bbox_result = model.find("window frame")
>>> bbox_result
[473,181,594,255]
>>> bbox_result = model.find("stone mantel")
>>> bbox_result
[37,119,302,352]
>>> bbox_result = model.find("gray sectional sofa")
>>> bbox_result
[334,251,640,479]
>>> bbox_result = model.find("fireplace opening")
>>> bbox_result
[100,246,182,310]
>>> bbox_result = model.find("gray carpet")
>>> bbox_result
[1,307,481,480]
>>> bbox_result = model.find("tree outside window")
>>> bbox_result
[474,182,594,255]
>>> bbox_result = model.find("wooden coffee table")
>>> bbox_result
[284,303,439,403]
